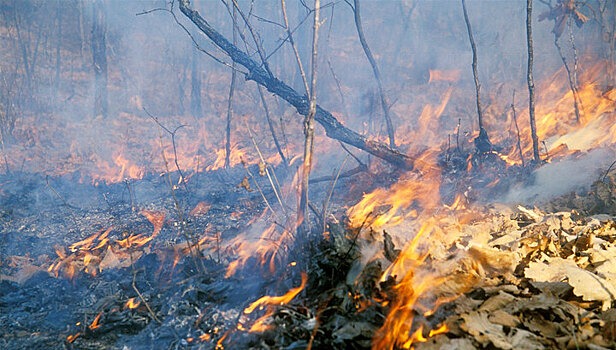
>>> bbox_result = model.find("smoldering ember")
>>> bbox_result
[1,1,615,349]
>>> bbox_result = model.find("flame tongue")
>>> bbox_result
[242,272,308,333]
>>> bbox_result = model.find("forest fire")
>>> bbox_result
[1,0,615,349]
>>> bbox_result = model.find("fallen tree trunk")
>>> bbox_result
[178,0,414,170]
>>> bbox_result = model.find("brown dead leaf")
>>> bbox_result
[488,310,520,328]
[467,244,518,276]
[479,291,516,312]
[0,263,46,284]
[238,176,252,192]
[522,312,560,338]
[461,311,543,349]
[529,281,572,298]
[99,246,121,270]
[189,201,212,216]
[517,206,544,223]
[525,258,616,307]
[383,231,400,263]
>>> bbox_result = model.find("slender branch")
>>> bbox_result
[461,0,492,152]
[142,6,244,73]
[230,0,274,77]
[527,0,541,163]
[281,0,310,95]
[298,0,321,237]
[178,0,414,169]
[225,5,238,168]
[351,0,396,148]
[257,84,288,165]
[245,123,287,217]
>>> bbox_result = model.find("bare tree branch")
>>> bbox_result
[281,0,310,95]
[351,0,396,149]
[178,0,414,170]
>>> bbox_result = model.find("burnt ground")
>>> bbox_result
[0,163,336,349]
[2,157,616,350]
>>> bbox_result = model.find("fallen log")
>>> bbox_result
[178,0,414,170]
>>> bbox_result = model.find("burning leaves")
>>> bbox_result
[343,203,616,349]
[47,210,165,280]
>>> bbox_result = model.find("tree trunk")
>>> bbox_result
[92,0,108,119]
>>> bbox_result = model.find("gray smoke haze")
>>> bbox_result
[0,0,611,187]
[505,148,616,204]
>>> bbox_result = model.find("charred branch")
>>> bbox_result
[178,0,414,170]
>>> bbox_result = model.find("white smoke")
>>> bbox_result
[505,147,616,204]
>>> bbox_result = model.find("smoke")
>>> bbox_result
[505,148,616,204]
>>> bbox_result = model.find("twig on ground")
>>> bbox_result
[602,159,616,182]
[157,134,206,274]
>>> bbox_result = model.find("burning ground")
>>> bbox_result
[1,1,616,349]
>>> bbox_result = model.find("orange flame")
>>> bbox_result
[428,69,461,83]
[348,151,441,229]
[66,333,81,343]
[372,222,448,349]
[88,311,103,330]
[242,272,308,333]
[125,297,141,309]
[244,272,308,315]
[206,145,246,171]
